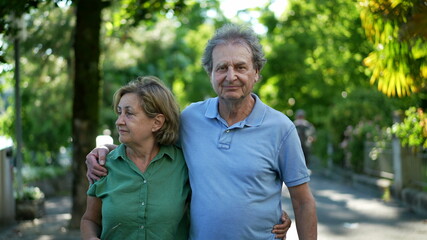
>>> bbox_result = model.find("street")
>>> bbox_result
[281,170,427,240]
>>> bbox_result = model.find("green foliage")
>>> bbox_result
[0,0,68,62]
[258,0,372,129]
[100,2,222,134]
[327,88,395,169]
[2,0,423,179]
[21,165,70,183]
[328,88,394,141]
[0,2,73,167]
[0,0,42,35]
[358,0,427,97]
[109,0,185,29]
[1,0,221,168]
[393,107,427,148]
[0,103,14,137]
[311,128,330,166]
[342,121,391,172]
[13,3,72,162]
[15,186,45,201]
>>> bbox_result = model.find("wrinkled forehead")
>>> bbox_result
[216,39,251,51]
[212,41,253,61]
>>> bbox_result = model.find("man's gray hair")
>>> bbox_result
[201,23,267,74]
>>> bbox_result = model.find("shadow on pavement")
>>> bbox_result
[0,195,80,240]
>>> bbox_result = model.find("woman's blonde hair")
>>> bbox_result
[113,76,180,145]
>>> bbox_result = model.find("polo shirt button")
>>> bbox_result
[140,225,144,229]
[226,130,230,133]
[143,180,147,184]
[141,202,145,206]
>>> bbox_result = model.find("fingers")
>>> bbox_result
[272,228,286,239]
[273,225,290,231]
[85,149,109,183]
[281,211,292,229]
[86,172,100,184]
[272,223,290,239]
[93,165,108,176]
[272,211,292,239]
[97,146,109,165]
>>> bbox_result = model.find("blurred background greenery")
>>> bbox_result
[0,0,426,227]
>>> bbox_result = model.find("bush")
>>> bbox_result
[342,121,391,172]
[15,186,45,201]
[393,107,427,148]
[327,88,395,170]
[22,165,70,184]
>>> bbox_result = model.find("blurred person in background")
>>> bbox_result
[294,109,316,168]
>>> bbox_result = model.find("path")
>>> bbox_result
[282,170,427,240]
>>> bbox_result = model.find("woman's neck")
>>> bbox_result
[125,142,159,173]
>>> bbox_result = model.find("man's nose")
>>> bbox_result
[226,67,236,81]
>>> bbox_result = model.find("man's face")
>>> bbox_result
[210,43,259,102]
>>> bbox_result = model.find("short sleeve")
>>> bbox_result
[86,176,107,197]
[279,127,310,187]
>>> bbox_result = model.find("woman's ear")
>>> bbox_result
[152,114,165,132]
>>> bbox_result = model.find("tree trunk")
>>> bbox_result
[69,0,102,228]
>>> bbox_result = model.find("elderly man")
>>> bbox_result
[86,23,317,239]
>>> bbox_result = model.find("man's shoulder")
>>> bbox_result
[182,98,214,116]
[264,105,293,125]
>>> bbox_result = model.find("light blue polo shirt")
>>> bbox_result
[180,94,309,239]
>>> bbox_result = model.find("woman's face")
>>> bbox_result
[115,93,155,146]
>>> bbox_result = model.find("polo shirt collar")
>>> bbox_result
[205,93,266,127]
[110,144,175,162]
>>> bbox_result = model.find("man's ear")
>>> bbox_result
[152,114,165,132]
[254,71,260,83]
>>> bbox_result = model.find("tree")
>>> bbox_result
[258,0,372,125]
[1,0,190,228]
[19,3,73,165]
[249,0,419,169]
[358,0,427,97]
[99,1,224,132]
[70,0,189,228]
[69,0,104,228]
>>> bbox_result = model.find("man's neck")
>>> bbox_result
[218,94,255,126]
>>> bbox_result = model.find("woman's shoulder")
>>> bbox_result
[161,144,185,161]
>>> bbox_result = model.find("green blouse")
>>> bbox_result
[87,144,190,240]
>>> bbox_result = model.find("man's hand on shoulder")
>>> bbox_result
[85,146,110,184]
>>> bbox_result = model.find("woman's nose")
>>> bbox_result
[115,113,124,125]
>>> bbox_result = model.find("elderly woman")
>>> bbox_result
[80,76,190,240]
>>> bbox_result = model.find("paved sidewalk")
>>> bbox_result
[282,170,427,240]
[0,196,80,240]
